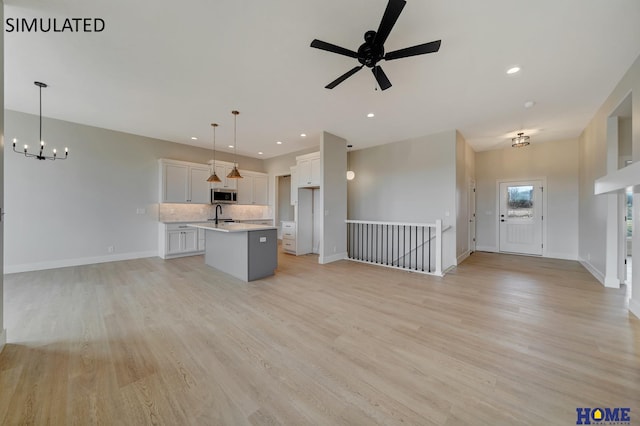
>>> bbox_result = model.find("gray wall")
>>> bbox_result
[578,53,640,315]
[320,132,347,263]
[277,175,294,222]
[455,131,475,261]
[4,110,264,272]
[347,130,458,270]
[1,0,5,349]
[475,139,579,260]
[619,117,633,166]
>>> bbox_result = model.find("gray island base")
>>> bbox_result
[188,223,277,281]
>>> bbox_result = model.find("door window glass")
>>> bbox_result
[507,185,534,218]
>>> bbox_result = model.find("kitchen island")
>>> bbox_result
[188,223,278,282]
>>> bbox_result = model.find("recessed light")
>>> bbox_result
[228,145,234,148]
[367,113,375,118]
[191,137,198,140]
[524,100,536,109]
[300,133,307,137]
[258,151,264,155]
[276,141,283,145]
[506,66,520,75]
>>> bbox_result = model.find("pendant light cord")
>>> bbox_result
[39,84,43,144]
[232,110,239,166]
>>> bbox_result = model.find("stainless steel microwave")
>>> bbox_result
[211,189,237,204]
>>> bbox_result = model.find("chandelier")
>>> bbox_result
[511,132,530,148]
[12,81,68,160]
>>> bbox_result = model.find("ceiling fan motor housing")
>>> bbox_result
[358,31,384,68]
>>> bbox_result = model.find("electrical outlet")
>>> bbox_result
[108,246,114,253]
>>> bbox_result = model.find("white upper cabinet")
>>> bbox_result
[189,166,211,204]
[163,162,189,203]
[212,163,238,190]
[296,152,320,187]
[237,171,268,205]
[160,159,211,204]
[253,174,268,205]
[290,166,298,206]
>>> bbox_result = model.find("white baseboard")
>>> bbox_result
[476,245,498,253]
[604,275,621,289]
[629,298,640,319]
[456,250,470,265]
[319,252,347,264]
[0,328,6,354]
[579,258,605,286]
[546,252,578,261]
[4,251,158,274]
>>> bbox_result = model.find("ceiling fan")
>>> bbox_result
[310,0,441,91]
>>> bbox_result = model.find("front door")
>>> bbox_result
[499,181,543,255]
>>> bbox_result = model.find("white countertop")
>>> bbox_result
[187,223,277,233]
[161,219,272,224]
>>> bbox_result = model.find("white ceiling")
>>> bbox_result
[5,0,640,158]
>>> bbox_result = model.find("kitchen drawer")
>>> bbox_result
[281,221,295,230]
[166,223,193,231]
[282,239,296,253]
[282,229,296,239]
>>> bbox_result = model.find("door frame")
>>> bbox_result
[495,177,547,257]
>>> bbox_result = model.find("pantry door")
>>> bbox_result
[499,181,543,256]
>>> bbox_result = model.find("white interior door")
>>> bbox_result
[469,181,476,253]
[499,181,543,255]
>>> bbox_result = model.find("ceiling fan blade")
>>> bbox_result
[310,39,358,59]
[325,65,364,89]
[384,40,442,61]
[373,0,407,46]
[372,66,392,91]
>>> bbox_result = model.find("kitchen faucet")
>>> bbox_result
[214,204,223,225]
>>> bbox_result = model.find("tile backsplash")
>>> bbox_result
[158,203,272,222]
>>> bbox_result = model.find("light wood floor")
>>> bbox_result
[1,250,639,425]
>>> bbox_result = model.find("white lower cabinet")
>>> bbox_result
[282,221,297,254]
[159,223,204,259]
[197,228,206,251]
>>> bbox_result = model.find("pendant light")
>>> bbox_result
[207,123,222,183]
[12,81,68,161]
[511,132,530,148]
[227,110,243,179]
[346,144,355,180]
